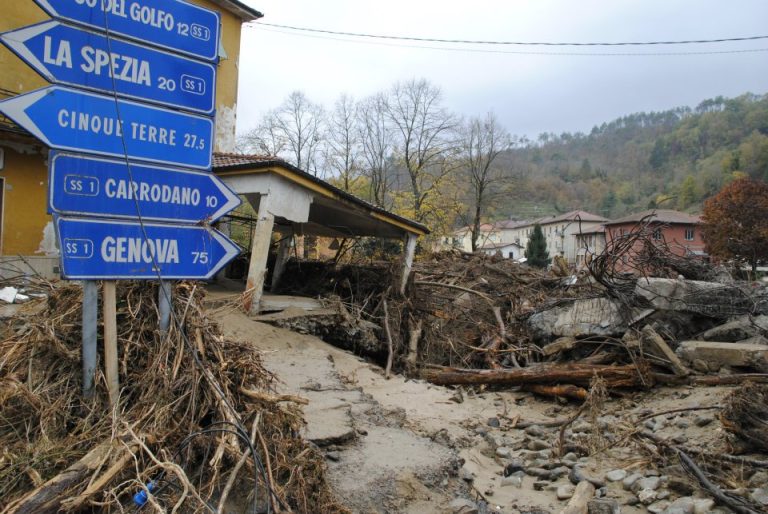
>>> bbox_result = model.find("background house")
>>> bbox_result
[603,209,705,271]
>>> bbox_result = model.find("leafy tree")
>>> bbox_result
[677,175,697,209]
[701,178,768,272]
[525,225,550,268]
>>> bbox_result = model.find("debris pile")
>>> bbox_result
[0,282,347,512]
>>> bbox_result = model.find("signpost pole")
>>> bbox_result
[158,281,172,335]
[82,280,98,398]
[102,281,119,408]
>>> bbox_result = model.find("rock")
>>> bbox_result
[527,297,629,340]
[484,433,502,448]
[644,419,658,430]
[646,499,670,513]
[632,476,662,493]
[449,498,479,514]
[527,439,550,451]
[459,466,474,483]
[525,467,551,479]
[537,449,553,459]
[557,484,575,500]
[605,469,627,482]
[562,452,579,462]
[501,475,523,488]
[523,424,544,436]
[533,480,549,491]
[672,435,688,444]
[569,466,605,487]
[676,341,768,372]
[751,487,768,506]
[702,315,768,342]
[657,489,671,500]
[495,447,512,459]
[587,499,620,514]
[675,418,691,429]
[572,420,592,433]
[623,472,644,490]
[667,477,695,495]
[487,417,501,428]
[325,451,341,462]
[693,498,715,513]
[694,414,715,427]
[474,426,487,436]
[638,488,658,505]
[549,466,570,480]
[748,470,768,488]
[664,496,695,514]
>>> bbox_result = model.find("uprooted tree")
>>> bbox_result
[525,224,550,268]
[701,177,768,273]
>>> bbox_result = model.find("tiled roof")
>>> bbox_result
[213,153,429,235]
[494,219,535,230]
[605,209,701,225]
[480,241,524,250]
[538,210,608,224]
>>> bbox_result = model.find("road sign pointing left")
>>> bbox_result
[1,21,216,114]
[0,86,213,169]
[56,216,241,280]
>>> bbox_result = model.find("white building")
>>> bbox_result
[493,211,607,265]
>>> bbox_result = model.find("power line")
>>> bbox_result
[252,21,768,47]
[250,25,768,57]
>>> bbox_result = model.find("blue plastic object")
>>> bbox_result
[132,481,157,507]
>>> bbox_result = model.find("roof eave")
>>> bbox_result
[212,0,264,21]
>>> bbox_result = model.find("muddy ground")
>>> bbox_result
[211,297,747,514]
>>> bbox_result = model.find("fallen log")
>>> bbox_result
[422,363,647,388]
[4,438,118,514]
[522,384,588,401]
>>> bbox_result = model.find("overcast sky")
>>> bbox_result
[235,1,768,139]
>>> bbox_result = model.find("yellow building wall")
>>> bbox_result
[0,1,248,257]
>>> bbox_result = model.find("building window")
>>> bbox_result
[508,251,514,259]
[685,228,694,241]
[653,228,662,240]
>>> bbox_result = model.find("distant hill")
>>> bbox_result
[495,92,768,220]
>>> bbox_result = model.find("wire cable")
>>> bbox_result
[252,21,768,47]
[252,24,768,57]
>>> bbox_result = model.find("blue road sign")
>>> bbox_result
[33,0,220,62]
[2,21,216,114]
[0,86,213,170]
[55,216,241,280]
[49,153,241,223]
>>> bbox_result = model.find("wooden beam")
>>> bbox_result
[244,195,275,315]
[399,233,418,295]
[102,281,119,408]
[641,325,690,377]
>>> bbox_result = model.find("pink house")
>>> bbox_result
[603,209,705,272]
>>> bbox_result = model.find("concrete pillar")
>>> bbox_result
[399,233,418,295]
[244,195,275,315]
[271,233,292,291]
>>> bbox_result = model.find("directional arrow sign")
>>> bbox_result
[2,21,216,114]
[33,0,220,62]
[55,216,241,280]
[0,86,213,170]
[49,153,241,223]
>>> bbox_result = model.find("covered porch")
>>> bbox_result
[213,154,429,314]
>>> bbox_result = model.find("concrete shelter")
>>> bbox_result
[213,153,429,313]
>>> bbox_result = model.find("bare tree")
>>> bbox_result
[242,91,326,176]
[325,94,361,191]
[386,79,457,221]
[358,93,395,207]
[460,112,513,252]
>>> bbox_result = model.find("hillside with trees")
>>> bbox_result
[239,84,768,242]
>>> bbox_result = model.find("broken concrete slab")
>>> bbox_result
[635,278,768,317]
[676,341,768,373]
[528,298,628,340]
[701,315,768,342]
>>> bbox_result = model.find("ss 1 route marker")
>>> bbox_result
[55,216,241,280]
[49,153,241,224]
[1,21,216,114]
[33,0,220,62]
[0,86,213,170]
